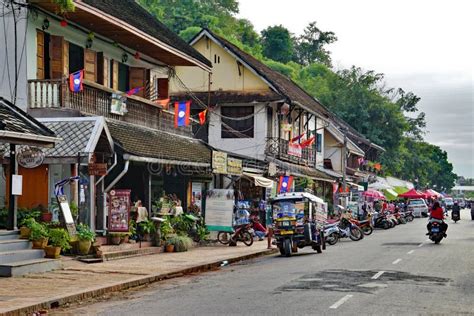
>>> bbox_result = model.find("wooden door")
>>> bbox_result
[129,67,147,97]
[157,78,169,99]
[84,49,97,82]
[5,166,49,209]
[36,30,45,79]
[50,35,64,79]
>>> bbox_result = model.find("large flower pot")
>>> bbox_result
[165,244,175,253]
[19,227,31,239]
[44,246,61,259]
[109,235,121,245]
[78,239,92,255]
[41,212,53,222]
[32,237,48,249]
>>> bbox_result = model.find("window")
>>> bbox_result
[69,43,84,74]
[316,133,322,152]
[118,62,129,92]
[221,106,254,138]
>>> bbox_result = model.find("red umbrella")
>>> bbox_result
[424,189,441,199]
[362,189,386,200]
[398,188,427,199]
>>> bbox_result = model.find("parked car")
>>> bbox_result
[408,199,429,217]
[443,197,454,210]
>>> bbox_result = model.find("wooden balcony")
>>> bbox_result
[265,137,316,167]
[28,79,192,135]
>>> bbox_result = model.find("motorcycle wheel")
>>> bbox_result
[362,226,373,235]
[278,245,285,256]
[321,232,326,250]
[312,243,322,253]
[350,227,363,241]
[326,232,339,245]
[241,231,254,247]
[407,215,414,222]
[400,218,407,224]
[217,231,232,245]
[383,221,390,229]
[283,239,292,257]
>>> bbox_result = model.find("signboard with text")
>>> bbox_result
[227,157,242,175]
[108,189,131,232]
[212,151,227,174]
[205,189,234,232]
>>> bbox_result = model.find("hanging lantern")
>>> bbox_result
[60,19,68,27]
[122,52,128,63]
[42,18,50,30]
[134,52,140,60]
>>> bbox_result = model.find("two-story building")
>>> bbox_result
[170,28,340,206]
[0,0,214,231]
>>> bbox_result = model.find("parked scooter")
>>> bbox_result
[324,223,340,245]
[349,217,373,235]
[373,212,391,229]
[337,218,364,241]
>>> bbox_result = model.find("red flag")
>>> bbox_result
[155,98,170,109]
[291,132,306,143]
[300,136,315,148]
[126,86,143,96]
[198,109,207,125]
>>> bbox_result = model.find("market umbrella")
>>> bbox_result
[362,189,386,200]
[398,188,427,199]
[424,189,442,198]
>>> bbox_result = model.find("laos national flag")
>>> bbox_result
[278,176,293,194]
[174,101,191,128]
[69,70,84,92]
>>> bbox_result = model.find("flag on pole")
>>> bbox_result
[69,70,84,92]
[278,176,293,194]
[300,136,315,148]
[155,98,170,109]
[126,86,144,96]
[198,109,207,125]
[290,132,306,143]
[174,101,191,128]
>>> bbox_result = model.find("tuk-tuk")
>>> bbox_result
[271,192,327,257]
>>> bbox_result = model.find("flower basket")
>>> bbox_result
[44,246,61,259]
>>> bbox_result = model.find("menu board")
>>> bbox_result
[212,151,227,174]
[108,189,131,232]
[227,158,242,175]
[205,189,234,232]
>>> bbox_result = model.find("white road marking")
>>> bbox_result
[392,258,402,265]
[407,250,415,254]
[418,243,424,247]
[371,271,385,280]
[329,295,353,309]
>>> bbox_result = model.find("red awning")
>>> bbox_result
[424,189,442,199]
[398,189,427,199]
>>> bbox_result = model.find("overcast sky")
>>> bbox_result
[238,0,474,178]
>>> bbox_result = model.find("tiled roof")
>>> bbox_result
[106,119,211,164]
[171,91,282,106]
[267,157,334,181]
[0,97,55,137]
[83,0,211,68]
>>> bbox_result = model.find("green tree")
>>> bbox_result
[295,22,337,66]
[261,25,295,63]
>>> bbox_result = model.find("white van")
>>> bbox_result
[408,199,429,217]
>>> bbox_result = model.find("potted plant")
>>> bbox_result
[108,232,122,245]
[139,219,156,241]
[45,228,71,259]
[19,217,37,239]
[29,222,49,249]
[165,235,192,253]
[76,224,95,255]
[164,235,177,252]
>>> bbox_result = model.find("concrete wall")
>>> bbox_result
[171,35,271,93]
[0,3,28,109]
[208,103,267,161]
[316,118,325,167]
[324,130,343,172]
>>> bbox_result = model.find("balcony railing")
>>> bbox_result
[265,137,315,167]
[28,79,191,135]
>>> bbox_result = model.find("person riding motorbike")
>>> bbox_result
[427,201,447,236]
[452,201,461,216]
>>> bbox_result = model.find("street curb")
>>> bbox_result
[1,248,277,316]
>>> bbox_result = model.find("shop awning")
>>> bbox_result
[243,172,274,188]
[107,119,211,167]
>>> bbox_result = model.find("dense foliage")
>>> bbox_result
[138,1,457,190]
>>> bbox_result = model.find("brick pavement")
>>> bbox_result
[0,242,275,315]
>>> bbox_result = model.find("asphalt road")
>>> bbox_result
[54,209,474,316]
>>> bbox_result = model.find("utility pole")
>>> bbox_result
[341,128,348,207]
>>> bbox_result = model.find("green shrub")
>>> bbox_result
[139,219,156,234]
[29,222,48,241]
[20,217,37,229]
[166,235,193,252]
[76,224,95,242]
[48,228,71,250]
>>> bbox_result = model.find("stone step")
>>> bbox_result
[0,258,62,277]
[0,239,31,252]
[102,247,162,261]
[0,249,45,264]
[0,230,20,241]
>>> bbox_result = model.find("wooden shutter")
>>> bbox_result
[112,60,119,90]
[36,30,45,79]
[96,52,105,85]
[157,78,169,99]
[129,67,147,97]
[102,56,110,88]
[62,40,69,76]
[84,49,97,82]
[50,35,64,79]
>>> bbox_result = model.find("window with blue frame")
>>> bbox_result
[316,133,322,152]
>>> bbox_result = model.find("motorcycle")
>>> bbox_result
[428,221,445,244]
[217,223,254,247]
[451,211,460,223]
[373,212,391,229]
[324,223,340,245]
[349,218,373,235]
[401,210,414,222]
[337,218,364,241]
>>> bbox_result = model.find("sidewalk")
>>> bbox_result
[0,242,276,315]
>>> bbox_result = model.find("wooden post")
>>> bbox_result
[7,144,17,230]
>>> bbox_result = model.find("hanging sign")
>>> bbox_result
[17,147,45,168]
[110,93,127,115]
[88,163,108,176]
[288,143,302,157]
[108,189,131,232]
[212,151,227,174]
[227,157,242,175]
